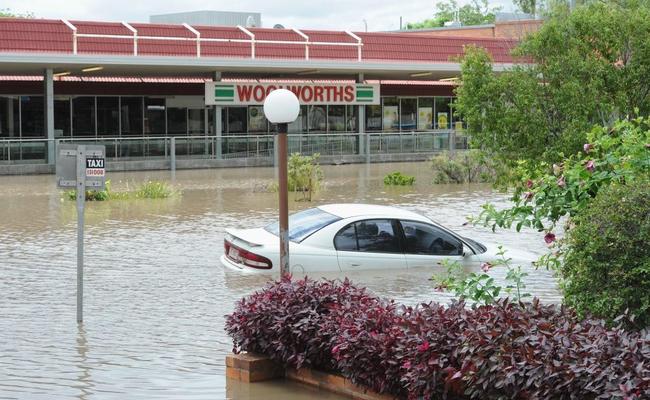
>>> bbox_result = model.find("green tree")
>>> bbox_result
[0,8,34,18]
[455,1,650,171]
[406,0,500,29]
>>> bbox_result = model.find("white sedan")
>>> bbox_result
[221,204,534,274]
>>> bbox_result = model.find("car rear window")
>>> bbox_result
[264,207,341,242]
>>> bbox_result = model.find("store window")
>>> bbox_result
[120,97,143,136]
[167,108,187,135]
[144,97,166,135]
[328,105,346,132]
[435,97,451,130]
[417,98,434,131]
[53,97,71,137]
[382,97,399,132]
[308,105,327,132]
[365,105,382,131]
[0,96,19,138]
[188,108,204,135]
[288,105,307,133]
[227,107,247,134]
[248,106,268,133]
[97,97,119,136]
[21,96,44,137]
[400,98,417,131]
[72,97,96,137]
[346,105,357,132]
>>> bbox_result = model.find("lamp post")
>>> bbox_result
[263,89,300,278]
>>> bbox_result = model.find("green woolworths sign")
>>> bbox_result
[205,82,380,106]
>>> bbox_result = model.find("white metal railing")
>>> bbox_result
[61,19,364,61]
[0,132,466,165]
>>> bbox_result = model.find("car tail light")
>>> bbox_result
[224,239,273,270]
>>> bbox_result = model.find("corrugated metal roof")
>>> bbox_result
[0,18,521,63]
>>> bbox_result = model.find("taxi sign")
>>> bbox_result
[85,157,105,177]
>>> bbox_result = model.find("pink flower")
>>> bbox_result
[417,341,430,352]
[585,160,595,172]
[583,143,593,153]
[614,59,625,69]
[557,176,566,188]
[402,361,412,369]
[523,191,534,202]
[526,179,534,189]
[544,232,556,244]
[481,262,492,273]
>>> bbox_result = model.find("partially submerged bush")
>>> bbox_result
[64,179,177,201]
[430,150,496,184]
[288,153,323,202]
[226,278,650,400]
[383,171,415,186]
[135,180,176,199]
[562,181,650,328]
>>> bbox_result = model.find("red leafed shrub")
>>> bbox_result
[331,301,404,396]
[225,278,650,399]
[454,300,650,399]
[224,277,387,370]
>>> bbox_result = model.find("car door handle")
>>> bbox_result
[349,263,361,267]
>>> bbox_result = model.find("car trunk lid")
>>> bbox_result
[225,228,278,248]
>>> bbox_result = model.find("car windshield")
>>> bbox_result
[264,207,341,242]
[462,236,487,254]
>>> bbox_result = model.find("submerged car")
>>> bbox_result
[221,204,533,273]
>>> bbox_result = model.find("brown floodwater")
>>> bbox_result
[0,162,560,399]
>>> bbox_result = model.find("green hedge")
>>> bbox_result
[561,181,650,328]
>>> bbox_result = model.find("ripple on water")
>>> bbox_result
[0,162,560,399]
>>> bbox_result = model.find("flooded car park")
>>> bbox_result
[0,162,560,399]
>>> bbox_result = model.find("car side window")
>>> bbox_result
[334,224,357,251]
[400,220,463,256]
[334,219,401,253]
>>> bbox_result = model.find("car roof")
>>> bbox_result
[317,203,431,221]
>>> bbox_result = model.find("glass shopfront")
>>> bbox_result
[0,95,463,139]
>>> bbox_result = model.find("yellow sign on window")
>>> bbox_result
[437,112,448,129]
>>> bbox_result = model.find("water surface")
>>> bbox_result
[0,162,560,399]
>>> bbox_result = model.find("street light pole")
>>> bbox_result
[277,122,290,278]
[263,89,300,279]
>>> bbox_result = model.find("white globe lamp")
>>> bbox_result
[263,89,300,124]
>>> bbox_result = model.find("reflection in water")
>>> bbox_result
[76,325,93,400]
[0,162,560,399]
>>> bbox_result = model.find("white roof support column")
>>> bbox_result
[183,23,201,58]
[345,30,363,62]
[122,21,138,56]
[292,28,309,60]
[44,68,55,164]
[237,25,255,59]
[62,19,77,54]
[213,71,222,159]
[357,73,368,160]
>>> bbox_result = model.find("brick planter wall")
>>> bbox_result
[226,353,398,400]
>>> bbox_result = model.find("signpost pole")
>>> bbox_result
[76,145,86,323]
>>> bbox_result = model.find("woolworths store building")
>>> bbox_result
[0,18,518,174]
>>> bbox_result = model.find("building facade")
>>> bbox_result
[0,18,521,173]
